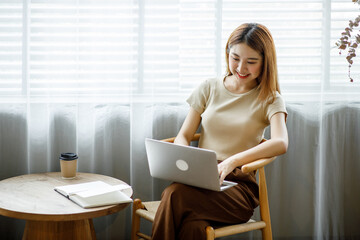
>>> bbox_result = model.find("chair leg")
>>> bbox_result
[206,226,215,240]
[259,168,272,240]
[262,225,272,240]
[131,199,145,240]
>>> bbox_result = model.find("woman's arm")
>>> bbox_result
[174,107,202,146]
[218,112,288,184]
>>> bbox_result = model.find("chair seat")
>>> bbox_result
[135,200,266,238]
[135,201,160,222]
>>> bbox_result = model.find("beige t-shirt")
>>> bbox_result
[187,77,287,161]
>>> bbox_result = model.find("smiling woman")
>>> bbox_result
[151,23,288,240]
[226,43,263,93]
[224,23,279,102]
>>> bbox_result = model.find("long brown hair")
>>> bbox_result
[225,23,280,103]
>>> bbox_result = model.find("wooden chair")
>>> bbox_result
[131,133,276,240]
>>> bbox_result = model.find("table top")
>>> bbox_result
[0,172,132,221]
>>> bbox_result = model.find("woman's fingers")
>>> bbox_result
[218,164,226,185]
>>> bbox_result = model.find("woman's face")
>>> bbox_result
[228,43,263,85]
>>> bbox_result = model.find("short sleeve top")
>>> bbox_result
[187,77,287,160]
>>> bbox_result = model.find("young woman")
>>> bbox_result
[152,23,288,240]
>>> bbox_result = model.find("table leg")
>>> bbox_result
[22,218,96,240]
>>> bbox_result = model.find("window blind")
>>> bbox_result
[0,0,359,100]
[29,0,137,97]
[142,0,217,96]
[142,0,180,95]
[0,0,22,96]
[179,0,218,93]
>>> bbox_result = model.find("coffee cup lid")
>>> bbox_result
[60,153,78,160]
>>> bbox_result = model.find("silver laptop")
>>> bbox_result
[145,138,237,191]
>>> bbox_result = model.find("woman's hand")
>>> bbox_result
[218,158,237,185]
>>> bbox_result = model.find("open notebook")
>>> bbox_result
[54,181,133,208]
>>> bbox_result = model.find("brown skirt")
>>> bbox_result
[151,166,259,240]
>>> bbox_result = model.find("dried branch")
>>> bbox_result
[336,0,360,82]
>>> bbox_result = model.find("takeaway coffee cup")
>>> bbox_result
[59,153,78,179]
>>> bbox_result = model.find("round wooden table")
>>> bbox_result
[0,172,132,240]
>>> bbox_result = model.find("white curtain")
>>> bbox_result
[0,0,360,239]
